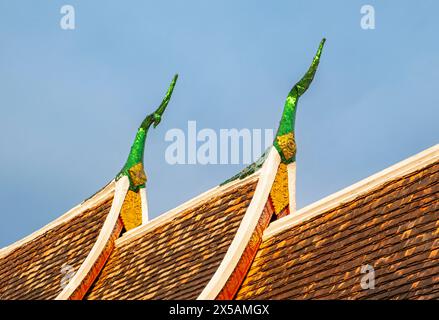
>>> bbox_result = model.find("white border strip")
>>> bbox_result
[55,176,130,300]
[116,170,261,247]
[287,162,297,214]
[0,181,116,259]
[140,187,149,224]
[264,144,439,240]
[198,147,281,300]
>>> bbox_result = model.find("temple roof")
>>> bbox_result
[1,40,438,300]
[0,144,437,300]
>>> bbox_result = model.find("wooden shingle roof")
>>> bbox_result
[0,185,114,300]
[86,176,258,300]
[0,146,437,300]
[236,160,439,300]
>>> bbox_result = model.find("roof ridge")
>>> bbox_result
[0,180,115,259]
[263,143,439,240]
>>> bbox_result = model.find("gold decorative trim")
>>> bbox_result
[128,162,147,187]
[276,132,296,160]
[269,163,289,215]
[120,189,142,231]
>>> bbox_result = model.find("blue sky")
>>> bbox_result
[0,1,438,247]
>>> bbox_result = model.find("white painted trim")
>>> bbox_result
[116,170,261,247]
[264,144,439,240]
[55,176,130,300]
[197,147,281,300]
[287,162,297,214]
[0,181,115,259]
[140,187,149,224]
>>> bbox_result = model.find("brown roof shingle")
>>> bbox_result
[0,194,113,300]
[86,177,258,300]
[236,161,439,300]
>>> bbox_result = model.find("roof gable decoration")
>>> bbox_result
[116,74,178,231]
[198,39,326,300]
[56,75,179,300]
[220,39,325,218]
[271,38,325,219]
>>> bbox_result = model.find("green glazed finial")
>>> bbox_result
[117,74,178,190]
[274,39,325,164]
